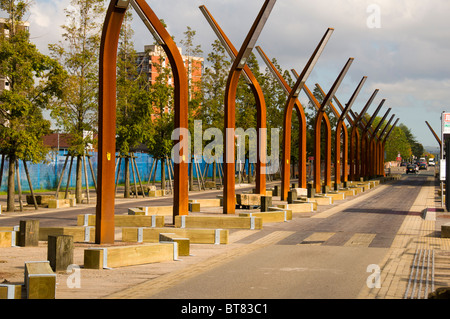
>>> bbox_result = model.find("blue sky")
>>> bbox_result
[22,0,450,150]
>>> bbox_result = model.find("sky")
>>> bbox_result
[19,0,450,151]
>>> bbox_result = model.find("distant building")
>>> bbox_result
[0,18,30,94]
[136,44,203,104]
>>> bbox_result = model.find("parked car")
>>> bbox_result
[406,164,417,174]
[419,162,427,170]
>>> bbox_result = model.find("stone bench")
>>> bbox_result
[277,202,315,213]
[159,233,190,256]
[239,208,292,223]
[0,227,19,247]
[175,215,263,230]
[128,206,173,216]
[122,227,228,245]
[47,198,76,209]
[77,214,165,228]
[83,243,177,269]
[0,284,22,299]
[24,261,56,299]
[236,193,261,208]
[39,226,95,243]
[189,198,222,207]
[441,223,450,238]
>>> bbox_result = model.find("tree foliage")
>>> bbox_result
[0,0,65,211]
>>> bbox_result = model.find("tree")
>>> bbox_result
[144,44,174,192]
[385,126,411,161]
[198,39,230,185]
[115,10,152,197]
[48,0,105,203]
[180,26,203,188]
[0,0,66,211]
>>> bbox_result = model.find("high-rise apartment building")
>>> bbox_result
[136,44,203,97]
[0,18,30,94]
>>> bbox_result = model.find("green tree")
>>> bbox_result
[48,0,105,203]
[116,10,152,197]
[0,0,66,211]
[180,26,203,188]
[198,39,230,185]
[385,126,411,161]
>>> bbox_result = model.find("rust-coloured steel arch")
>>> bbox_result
[312,58,353,193]
[199,5,266,196]
[223,0,276,214]
[256,28,333,200]
[256,46,308,200]
[97,0,189,243]
[425,121,442,148]
[360,99,385,178]
[376,114,394,175]
[332,77,366,186]
[349,89,378,181]
[315,78,366,187]
[368,107,391,177]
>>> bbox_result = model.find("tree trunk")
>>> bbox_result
[7,154,16,212]
[189,156,194,191]
[161,158,165,191]
[76,155,82,204]
[124,156,130,198]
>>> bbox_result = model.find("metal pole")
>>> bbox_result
[223,0,276,213]
[199,5,266,195]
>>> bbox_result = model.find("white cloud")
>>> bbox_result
[24,0,450,147]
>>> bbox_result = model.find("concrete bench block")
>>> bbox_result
[24,261,56,299]
[77,214,165,228]
[39,226,95,243]
[189,198,222,207]
[159,233,190,256]
[0,284,22,299]
[0,230,18,247]
[47,198,76,209]
[175,215,263,230]
[122,227,228,245]
[18,220,39,247]
[47,235,74,271]
[239,209,292,223]
[136,206,173,216]
[236,193,261,206]
[189,202,201,212]
[441,223,450,238]
[83,243,176,269]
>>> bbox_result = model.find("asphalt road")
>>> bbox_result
[0,168,435,300]
[142,169,434,299]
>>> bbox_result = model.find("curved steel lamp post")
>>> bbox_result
[256,28,333,200]
[256,47,308,199]
[315,77,366,188]
[359,99,385,179]
[332,77,366,187]
[312,58,353,193]
[376,114,395,175]
[381,118,399,175]
[425,121,442,148]
[368,107,391,177]
[199,5,267,196]
[301,84,333,191]
[97,0,189,243]
[223,0,276,214]
[348,90,378,181]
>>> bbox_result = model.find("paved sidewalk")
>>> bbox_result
[357,176,450,299]
[1,175,449,299]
